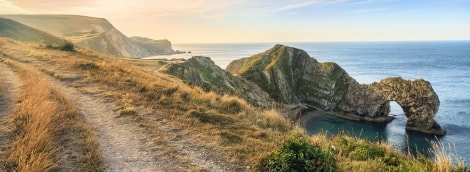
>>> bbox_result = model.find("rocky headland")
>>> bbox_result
[224,44,445,135]
[164,56,273,107]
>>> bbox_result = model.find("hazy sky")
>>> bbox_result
[1,0,469,43]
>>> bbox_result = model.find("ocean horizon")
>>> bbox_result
[146,40,470,163]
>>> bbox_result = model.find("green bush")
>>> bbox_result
[45,40,76,52]
[257,136,336,172]
[59,41,75,52]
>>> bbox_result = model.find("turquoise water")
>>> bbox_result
[150,41,470,162]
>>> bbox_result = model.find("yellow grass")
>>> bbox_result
[0,38,466,171]
[1,63,103,171]
[430,140,467,172]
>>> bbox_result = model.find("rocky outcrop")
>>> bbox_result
[227,44,446,135]
[165,56,273,107]
[0,15,175,57]
[369,77,445,135]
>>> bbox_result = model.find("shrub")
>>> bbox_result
[59,41,75,52]
[257,136,336,172]
[45,40,76,52]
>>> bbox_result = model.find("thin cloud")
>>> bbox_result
[230,0,351,18]
[353,7,388,13]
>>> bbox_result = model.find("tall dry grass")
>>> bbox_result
[1,63,103,171]
[430,140,467,172]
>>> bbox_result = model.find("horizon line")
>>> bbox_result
[173,39,470,44]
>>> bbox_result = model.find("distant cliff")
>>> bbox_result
[227,44,445,135]
[0,15,175,57]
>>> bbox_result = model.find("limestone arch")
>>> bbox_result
[369,77,446,135]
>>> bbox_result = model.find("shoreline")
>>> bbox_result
[298,110,325,129]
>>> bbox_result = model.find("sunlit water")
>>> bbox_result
[145,41,470,163]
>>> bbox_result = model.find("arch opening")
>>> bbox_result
[389,101,405,117]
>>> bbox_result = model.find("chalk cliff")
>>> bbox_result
[0,15,175,57]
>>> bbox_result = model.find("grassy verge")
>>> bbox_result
[0,61,103,171]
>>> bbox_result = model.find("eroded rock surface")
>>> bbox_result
[370,77,445,135]
[227,44,446,135]
[165,56,273,107]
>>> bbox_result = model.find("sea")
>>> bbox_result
[145,41,470,163]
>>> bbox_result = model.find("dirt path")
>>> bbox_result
[44,77,168,171]
[1,51,171,171]
[0,62,21,150]
[2,50,240,171]
[43,70,237,171]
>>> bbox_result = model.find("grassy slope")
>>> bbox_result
[0,38,466,171]
[0,15,174,57]
[0,15,108,39]
[0,18,62,44]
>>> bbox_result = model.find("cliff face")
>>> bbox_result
[0,15,175,57]
[227,44,445,135]
[165,56,272,106]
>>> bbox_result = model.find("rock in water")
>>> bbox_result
[227,44,446,135]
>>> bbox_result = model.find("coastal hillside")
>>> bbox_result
[0,37,465,171]
[0,15,175,57]
[0,18,62,44]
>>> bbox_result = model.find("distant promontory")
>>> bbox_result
[0,14,176,57]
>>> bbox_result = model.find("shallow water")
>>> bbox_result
[147,41,470,163]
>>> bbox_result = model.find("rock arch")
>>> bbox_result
[369,77,446,135]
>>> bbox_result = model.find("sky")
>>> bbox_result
[1,0,469,43]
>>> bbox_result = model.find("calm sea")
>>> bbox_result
[146,41,470,163]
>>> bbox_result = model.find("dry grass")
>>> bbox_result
[0,38,466,171]
[430,140,467,172]
[432,140,453,172]
[0,62,103,171]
